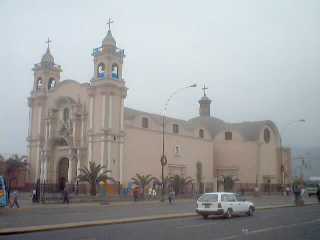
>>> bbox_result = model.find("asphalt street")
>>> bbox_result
[1,205,319,240]
[1,195,317,229]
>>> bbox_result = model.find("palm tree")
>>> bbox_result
[131,174,155,198]
[78,161,113,196]
[169,175,194,195]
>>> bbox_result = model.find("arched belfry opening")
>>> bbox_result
[57,158,69,191]
[112,63,118,79]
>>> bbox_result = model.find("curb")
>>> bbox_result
[0,213,196,235]
[0,202,317,235]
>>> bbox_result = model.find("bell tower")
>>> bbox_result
[87,19,127,183]
[28,39,62,182]
[199,84,212,117]
[32,38,62,95]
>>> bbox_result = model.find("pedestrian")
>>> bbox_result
[168,189,175,204]
[9,189,20,208]
[133,187,139,202]
[285,185,290,196]
[32,189,37,203]
[148,187,152,200]
[63,187,69,204]
[152,188,157,199]
[293,183,302,206]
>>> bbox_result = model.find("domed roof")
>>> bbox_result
[102,30,116,46]
[41,47,54,64]
[199,95,212,103]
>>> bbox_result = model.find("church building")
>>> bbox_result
[27,23,292,192]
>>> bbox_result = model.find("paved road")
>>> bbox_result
[1,205,319,240]
[0,195,317,229]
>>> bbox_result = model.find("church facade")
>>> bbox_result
[27,26,292,192]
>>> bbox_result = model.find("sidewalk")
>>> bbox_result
[1,194,318,232]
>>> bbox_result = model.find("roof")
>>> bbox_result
[124,107,279,141]
[41,47,54,64]
[188,116,279,141]
[102,30,116,46]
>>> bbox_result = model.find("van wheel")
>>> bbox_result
[247,206,254,216]
[225,209,233,219]
[202,214,208,219]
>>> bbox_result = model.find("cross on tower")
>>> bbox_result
[45,38,52,49]
[107,17,114,31]
[202,84,208,96]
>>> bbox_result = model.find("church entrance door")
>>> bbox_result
[57,158,69,191]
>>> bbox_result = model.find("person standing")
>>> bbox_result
[10,189,20,208]
[133,187,139,202]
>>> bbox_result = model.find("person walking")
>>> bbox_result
[152,188,157,199]
[168,189,175,204]
[32,189,37,203]
[63,187,69,204]
[9,189,20,208]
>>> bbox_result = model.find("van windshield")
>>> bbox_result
[198,194,218,202]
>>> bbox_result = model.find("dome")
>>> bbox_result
[41,47,54,64]
[102,30,116,47]
[199,95,211,102]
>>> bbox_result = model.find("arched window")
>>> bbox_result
[48,78,56,90]
[173,124,179,134]
[199,129,204,138]
[112,63,119,79]
[142,117,149,128]
[264,128,271,143]
[63,108,70,123]
[97,63,106,79]
[36,78,43,91]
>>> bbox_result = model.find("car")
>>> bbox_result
[305,183,319,197]
[196,192,255,219]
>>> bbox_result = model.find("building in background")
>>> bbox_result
[27,25,291,193]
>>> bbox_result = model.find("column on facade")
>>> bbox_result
[119,95,124,183]
[256,142,262,187]
[35,105,43,181]
[88,95,94,167]
[101,93,106,167]
[107,94,113,170]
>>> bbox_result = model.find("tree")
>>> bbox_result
[131,174,154,198]
[78,161,113,196]
[196,161,203,193]
[169,175,194,195]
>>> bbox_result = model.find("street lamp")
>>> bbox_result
[160,83,197,202]
[279,119,306,186]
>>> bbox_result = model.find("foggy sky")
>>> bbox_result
[0,0,319,155]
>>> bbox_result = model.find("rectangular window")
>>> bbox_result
[173,124,179,134]
[175,145,181,155]
[225,131,232,140]
[199,129,204,138]
[142,117,149,128]
[198,193,218,202]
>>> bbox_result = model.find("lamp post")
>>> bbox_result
[279,119,305,186]
[160,83,197,202]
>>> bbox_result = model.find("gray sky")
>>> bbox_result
[0,0,319,155]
